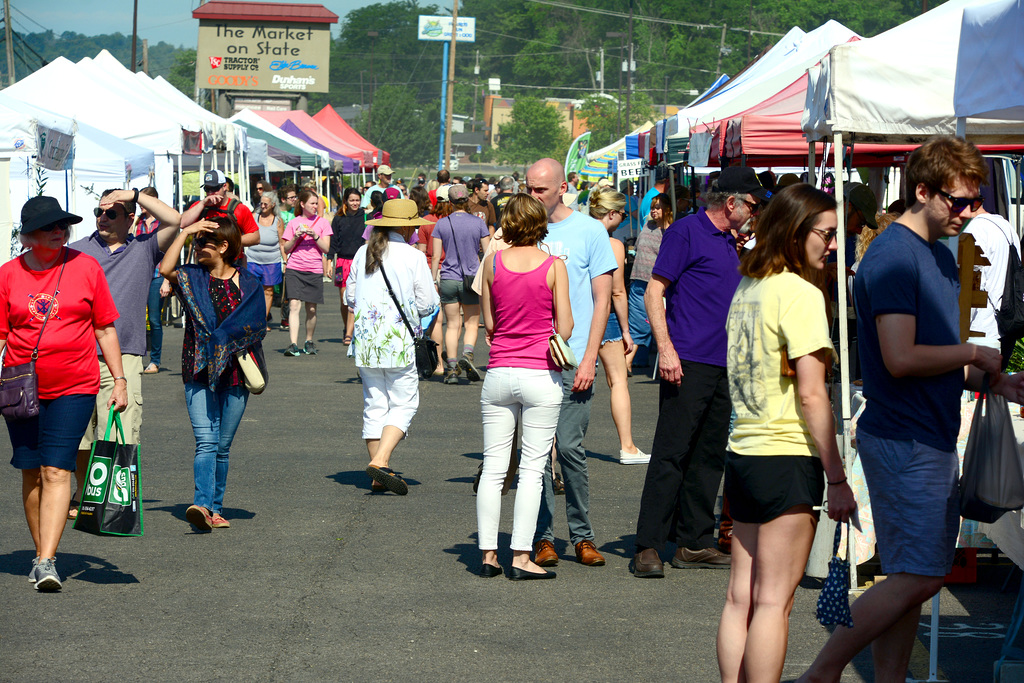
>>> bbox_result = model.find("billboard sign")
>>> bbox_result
[418,16,476,43]
[196,20,332,93]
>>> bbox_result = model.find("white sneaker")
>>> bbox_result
[619,448,651,465]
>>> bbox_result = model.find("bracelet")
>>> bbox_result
[132,189,139,204]
[827,477,847,486]
[113,376,128,383]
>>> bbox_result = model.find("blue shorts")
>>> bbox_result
[603,311,623,344]
[857,428,960,577]
[8,394,96,471]
[247,262,283,287]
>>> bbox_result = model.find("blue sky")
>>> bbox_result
[30,0,454,48]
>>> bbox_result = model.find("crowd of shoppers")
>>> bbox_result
[11,140,1024,683]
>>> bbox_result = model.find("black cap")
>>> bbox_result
[20,196,82,234]
[717,167,772,202]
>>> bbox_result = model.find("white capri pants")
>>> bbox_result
[477,367,563,552]
[359,364,420,439]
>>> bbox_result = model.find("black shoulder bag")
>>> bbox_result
[379,263,439,379]
[0,249,68,420]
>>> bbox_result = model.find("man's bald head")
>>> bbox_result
[526,158,569,220]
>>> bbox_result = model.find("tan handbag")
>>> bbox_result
[235,350,266,394]
[548,334,578,370]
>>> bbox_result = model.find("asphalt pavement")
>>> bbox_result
[0,287,1016,681]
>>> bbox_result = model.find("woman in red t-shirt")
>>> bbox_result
[1,196,128,592]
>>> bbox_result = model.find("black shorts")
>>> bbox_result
[724,452,825,524]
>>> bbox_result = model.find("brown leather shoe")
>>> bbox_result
[632,548,665,578]
[574,540,606,566]
[534,540,559,567]
[670,546,731,568]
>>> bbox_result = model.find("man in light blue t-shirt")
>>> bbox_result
[526,158,617,569]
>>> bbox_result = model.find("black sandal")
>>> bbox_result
[366,465,409,495]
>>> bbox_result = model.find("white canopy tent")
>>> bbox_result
[2,56,200,207]
[0,94,155,243]
[803,0,1024,144]
[954,0,1024,122]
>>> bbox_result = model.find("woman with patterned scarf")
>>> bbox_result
[159,215,267,531]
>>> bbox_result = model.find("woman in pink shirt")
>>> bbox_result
[476,195,573,581]
[282,189,332,356]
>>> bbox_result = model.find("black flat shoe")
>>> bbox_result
[479,564,503,578]
[508,566,556,581]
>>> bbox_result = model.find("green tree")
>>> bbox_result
[355,83,438,167]
[497,97,570,168]
[577,91,656,149]
[166,48,198,99]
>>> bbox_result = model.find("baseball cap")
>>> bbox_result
[597,177,613,188]
[203,169,227,188]
[717,167,771,202]
[448,184,469,202]
[385,187,401,201]
[377,164,394,176]
[436,185,450,202]
[845,183,879,230]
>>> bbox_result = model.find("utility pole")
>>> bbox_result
[716,24,727,78]
[4,0,14,86]
[142,38,149,75]
[471,49,479,133]
[131,0,138,72]
[599,46,604,94]
[443,0,459,171]
[625,0,633,134]
[367,31,378,141]
[606,31,625,138]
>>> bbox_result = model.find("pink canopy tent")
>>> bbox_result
[313,105,389,168]
[254,110,372,168]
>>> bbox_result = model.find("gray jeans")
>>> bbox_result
[534,368,595,546]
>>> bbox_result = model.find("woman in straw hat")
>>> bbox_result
[346,199,439,494]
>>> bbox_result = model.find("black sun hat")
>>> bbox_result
[20,196,83,234]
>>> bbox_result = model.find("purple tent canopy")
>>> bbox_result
[278,120,357,173]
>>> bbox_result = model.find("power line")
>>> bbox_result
[523,0,786,37]
[10,4,50,33]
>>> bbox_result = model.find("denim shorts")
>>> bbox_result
[8,393,96,471]
[247,261,283,287]
[602,311,623,344]
[857,428,960,577]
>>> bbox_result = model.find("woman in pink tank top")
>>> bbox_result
[475,195,573,580]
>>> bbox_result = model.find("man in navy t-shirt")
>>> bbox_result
[801,136,1024,682]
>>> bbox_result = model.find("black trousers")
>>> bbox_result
[634,361,731,551]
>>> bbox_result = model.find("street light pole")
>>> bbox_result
[367,31,379,142]
[444,0,459,171]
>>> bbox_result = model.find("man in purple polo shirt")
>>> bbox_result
[632,167,769,578]
[70,188,180,514]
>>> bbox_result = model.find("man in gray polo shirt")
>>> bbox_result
[70,188,180,510]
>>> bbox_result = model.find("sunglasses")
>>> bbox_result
[39,221,70,233]
[936,188,984,213]
[204,185,222,193]
[93,207,121,219]
[741,198,761,213]
[811,227,838,244]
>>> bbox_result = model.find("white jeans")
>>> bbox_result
[359,365,420,439]
[477,367,563,551]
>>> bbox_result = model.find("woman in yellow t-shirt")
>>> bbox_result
[717,184,858,683]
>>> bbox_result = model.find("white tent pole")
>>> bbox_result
[833,133,856,591]
[176,155,183,212]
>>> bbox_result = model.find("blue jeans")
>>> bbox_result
[147,276,163,367]
[184,383,249,513]
[627,280,652,366]
[535,368,595,546]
